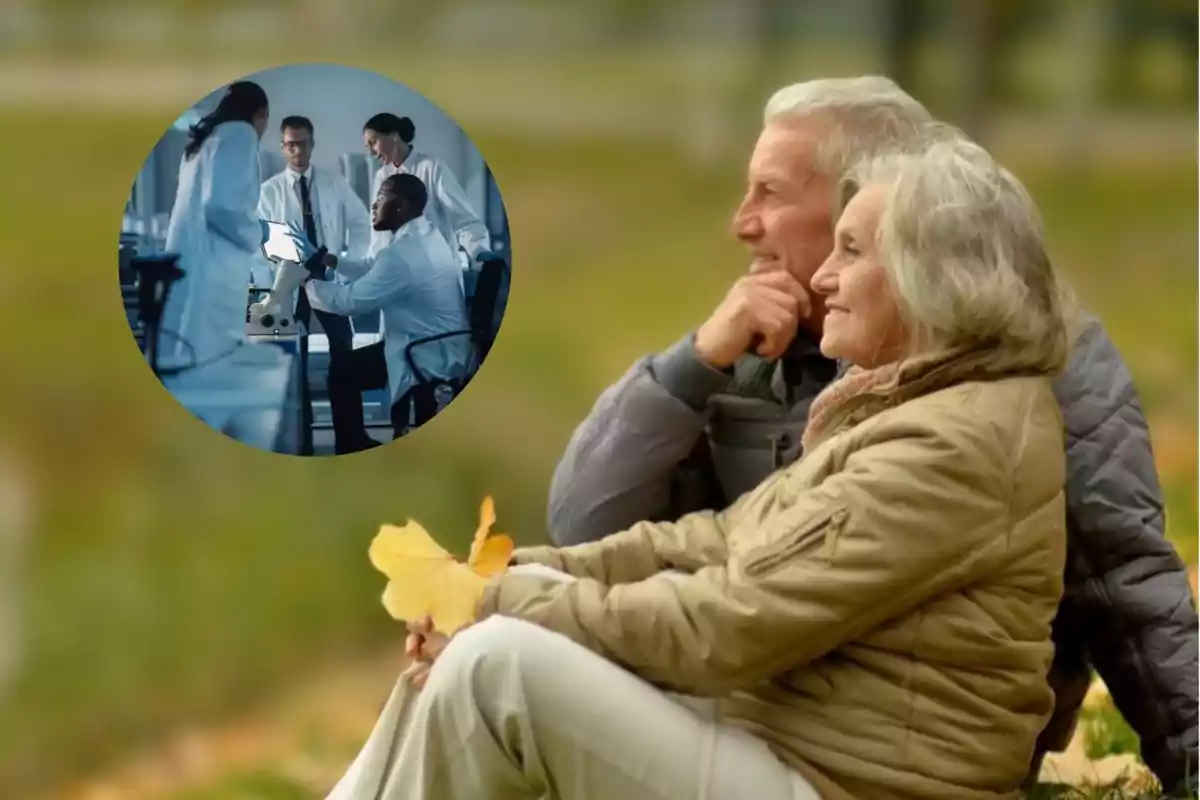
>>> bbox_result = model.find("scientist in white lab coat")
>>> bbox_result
[257,115,371,456]
[159,81,270,365]
[305,173,469,454]
[257,114,371,355]
[362,113,495,266]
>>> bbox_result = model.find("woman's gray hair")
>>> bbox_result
[764,76,934,178]
[841,132,1071,372]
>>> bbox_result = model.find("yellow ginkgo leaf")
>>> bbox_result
[380,560,483,635]
[369,520,486,634]
[471,536,514,577]
[467,496,497,564]
[369,498,515,634]
[467,495,514,578]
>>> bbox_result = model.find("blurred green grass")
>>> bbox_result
[164,772,312,800]
[0,101,1194,796]
[1083,701,1143,762]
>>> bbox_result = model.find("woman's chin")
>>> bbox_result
[818,333,846,364]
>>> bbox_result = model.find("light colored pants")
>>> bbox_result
[325,564,820,800]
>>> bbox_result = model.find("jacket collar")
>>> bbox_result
[286,165,315,184]
[387,215,434,243]
[729,334,839,405]
[802,344,1058,452]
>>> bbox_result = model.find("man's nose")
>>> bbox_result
[732,203,763,241]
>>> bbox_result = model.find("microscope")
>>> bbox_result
[247,221,328,336]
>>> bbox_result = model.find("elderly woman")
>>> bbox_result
[327,134,1071,800]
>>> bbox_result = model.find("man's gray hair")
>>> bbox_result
[842,133,1070,372]
[764,76,934,177]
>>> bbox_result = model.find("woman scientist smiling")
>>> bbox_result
[362,112,493,266]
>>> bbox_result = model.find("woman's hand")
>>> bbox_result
[404,615,454,690]
[405,615,450,661]
[405,594,498,689]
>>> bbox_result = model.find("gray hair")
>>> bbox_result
[842,133,1070,372]
[764,76,934,178]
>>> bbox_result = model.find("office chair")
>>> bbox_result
[400,256,509,424]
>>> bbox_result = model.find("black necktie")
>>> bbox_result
[298,175,319,248]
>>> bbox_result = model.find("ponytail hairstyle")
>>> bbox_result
[363,112,416,145]
[184,80,269,159]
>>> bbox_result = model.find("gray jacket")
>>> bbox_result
[547,315,1198,794]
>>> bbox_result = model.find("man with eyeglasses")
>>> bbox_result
[257,115,371,455]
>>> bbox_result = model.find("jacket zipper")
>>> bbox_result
[767,431,792,469]
[743,507,846,577]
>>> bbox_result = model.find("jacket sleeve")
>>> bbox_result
[430,160,490,259]
[1053,316,1199,793]
[332,254,375,282]
[338,176,372,259]
[306,250,408,316]
[255,181,273,221]
[203,123,263,253]
[547,334,735,546]
[510,507,732,585]
[485,417,1015,696]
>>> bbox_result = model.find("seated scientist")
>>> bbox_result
[324,134,1073,800]
[304,173,469,453]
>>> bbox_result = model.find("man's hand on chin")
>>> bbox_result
[694,268,811,368]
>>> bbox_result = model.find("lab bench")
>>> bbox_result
[160,337,304,454]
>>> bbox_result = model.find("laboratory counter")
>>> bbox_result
[159,335,304,454]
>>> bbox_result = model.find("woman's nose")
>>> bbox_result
[810,258,838,295]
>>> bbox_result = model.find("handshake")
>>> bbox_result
[693,264,813,369]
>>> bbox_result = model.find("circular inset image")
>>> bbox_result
[117,63,511,456]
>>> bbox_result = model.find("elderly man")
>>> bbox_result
[547,76,1198,794]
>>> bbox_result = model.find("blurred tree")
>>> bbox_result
[359,0,451,36]
[28,0,98,51]
[297,0,346,42]
[950,0,1041,143]
[517,0,694,44]
[1056,0,1107,175]
[683,0,795,168]
[738,0,794,131]
[599,0,668,43]
[1107,0,1198,106]
[747,0,792,79]
[880,0,928,98]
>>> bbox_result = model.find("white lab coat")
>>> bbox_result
[306,217,470,405]
[159,120,262,364]
[369,149,490,261]
[254,164,371,286]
